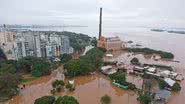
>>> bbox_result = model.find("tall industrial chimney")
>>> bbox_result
[99,8,102,40]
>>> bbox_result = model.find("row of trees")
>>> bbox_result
[35,94,112,104]
[51,80,75,94]
[127,48,174,59]
[34,95,79,104]
[16,56,53,77]
[64,47,105,77]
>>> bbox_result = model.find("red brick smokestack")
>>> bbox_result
[99,8,102,40]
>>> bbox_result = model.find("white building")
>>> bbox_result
[1,31,73,60]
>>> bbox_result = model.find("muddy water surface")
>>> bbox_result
[106,29,185,104]
[6,73,139,104]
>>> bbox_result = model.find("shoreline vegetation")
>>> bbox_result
[126,48,174,59]
[151,29,185,34]
[34,95,79,104]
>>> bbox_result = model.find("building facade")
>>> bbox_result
[97,36,124,51]
[0,30,74,60]
[13,32,73,59]
[0,32,16,53]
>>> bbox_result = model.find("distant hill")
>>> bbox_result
[151,28,185,34]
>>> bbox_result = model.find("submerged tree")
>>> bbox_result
[171,82,181,91]
[34,96,55,104]
[138,93,152,104]
[55,96,79,104]
[51,80,65,93]
[109,73,126,85]
[100,94,111,104]
[130,57,140,65]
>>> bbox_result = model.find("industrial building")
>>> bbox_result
[97,8,124,51]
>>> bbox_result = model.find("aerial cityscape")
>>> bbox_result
[0,0,185,104]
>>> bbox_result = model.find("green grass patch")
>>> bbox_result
[21,77,38,83]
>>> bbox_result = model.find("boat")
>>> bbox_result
[112,82,128,90]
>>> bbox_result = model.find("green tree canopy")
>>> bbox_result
[31,61,51,77]
[60,54,72,63]
[0,61,21,99]
[138,93,152,104]
[34,96,55,104]
[0,73,21,99]
[130,57,140,65]
[91,37,97,46]
[55,96,79,104]
[52,80,65,88]
[80,47,104,69]
[64,59,94,77]
[56,31,91,51]
[171,82,181,91]
[0,48,6,61]
[109,73,126,85]
[100,95,111,104]
[17,56,51,77]
[158,79,168,89]
[64,47,104,77]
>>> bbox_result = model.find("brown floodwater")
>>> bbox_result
[5,28,185,104]
[105,29,185,104]
[105,50,185,104]
[6,73,139,104]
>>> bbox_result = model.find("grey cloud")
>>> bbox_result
[0,0,185,27]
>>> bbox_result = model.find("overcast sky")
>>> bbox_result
[0,0,185,28]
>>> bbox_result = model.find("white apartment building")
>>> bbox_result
[1,31,74,60]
